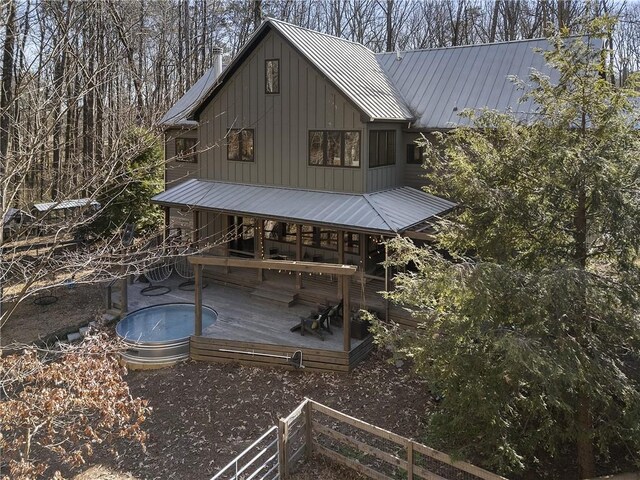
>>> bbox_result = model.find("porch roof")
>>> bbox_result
[152,179,456,234]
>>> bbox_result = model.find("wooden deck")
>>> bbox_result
[200,265,417,328]
[125,272,374,372]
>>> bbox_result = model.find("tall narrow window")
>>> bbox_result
[265,59,279,94]
[175,138,198,163]
[227,129,254,162]
[406,144,424,164]
[369,130,396,167]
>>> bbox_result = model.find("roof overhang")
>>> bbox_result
[152,179,456,235]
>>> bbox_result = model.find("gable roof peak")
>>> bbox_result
[264,17,375,50]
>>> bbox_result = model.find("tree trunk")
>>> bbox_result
[0,0,16,331]
[254,0,262,30]
[489,0,499,43]
[577,391,596,479]
[574,108,595,478]
[385,0,394,52]
[0,0,16,177]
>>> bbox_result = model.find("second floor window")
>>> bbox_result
[227,129,254,162]
[175,137,197,163]
[266,59,279,94]
[369,130,396,167]
[406,143,425,164]
[309,130,360,167]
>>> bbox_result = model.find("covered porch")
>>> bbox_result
[124,263,372,372]
[152,179,455,310]
[148,179,455,371]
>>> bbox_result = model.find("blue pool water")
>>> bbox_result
[116,303,217,344]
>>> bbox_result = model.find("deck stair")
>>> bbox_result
[250,283,298,307]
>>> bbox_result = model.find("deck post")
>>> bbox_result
[343,275,351,352]
[385,242,390,322]
[194,264,203,336]
[222,215,230,273]
[359,233,366,279]
[192,210,199,245]
[296,224,302,290]
[337,230,344,298]
[163,207,170,251]
[256,218,264,281]
[119,264,128,316]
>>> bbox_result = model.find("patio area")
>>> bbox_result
[125,272,366,353]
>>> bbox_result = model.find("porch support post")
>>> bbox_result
[256,218,264,281]
[194,264,203,336]
[163,207,171,251]
[384,241,390,322]
[359,233,367,292]
[337,230,344,298]
[192,210,199,245]
[119,264,128,316]
[296,224,303,290]
[222,215,230,273]
[343,275,351,352]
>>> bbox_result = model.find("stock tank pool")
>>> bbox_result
[116,303,217,368]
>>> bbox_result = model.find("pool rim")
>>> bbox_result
[115,302,217,346]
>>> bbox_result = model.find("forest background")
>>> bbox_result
[2,0,640,213]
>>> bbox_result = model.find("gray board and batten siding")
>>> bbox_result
[197,29,367,194]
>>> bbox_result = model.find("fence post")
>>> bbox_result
[407,440,414,480]
[278,418,288,479]
[305,399,313,461]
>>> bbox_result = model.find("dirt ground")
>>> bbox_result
[1,283,104,347]
[60,349,430,480]
[2,282,432,480]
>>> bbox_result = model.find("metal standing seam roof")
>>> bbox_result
[376,38,556,129]
[151,179,456,234]
[32,198,100,213]
[159,65,220,127]
[268,19,413,122]
[185,18,413,123]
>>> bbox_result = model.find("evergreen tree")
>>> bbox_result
[88,128,163,237]
[375,18,640,478]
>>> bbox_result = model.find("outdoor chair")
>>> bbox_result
[290,303,335,340]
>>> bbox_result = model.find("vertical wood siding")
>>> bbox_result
[198,31,365,193]
[164,128,199,188]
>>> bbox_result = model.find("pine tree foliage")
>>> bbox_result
[87,128,164,236]
[374,18,640,478]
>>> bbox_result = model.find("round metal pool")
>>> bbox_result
[116,303,217,368]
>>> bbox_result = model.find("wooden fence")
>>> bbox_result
[213,398,507,480]
[210,425,279,480]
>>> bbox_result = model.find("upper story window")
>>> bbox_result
[175,137,197,163]
[308,130,360,168]
[369,130,396,167]
[227,129,254,162]
[265,59,279,94]
[406,143,425,164]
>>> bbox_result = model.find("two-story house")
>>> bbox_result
[152,18,553,325]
